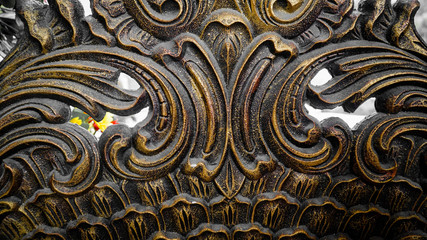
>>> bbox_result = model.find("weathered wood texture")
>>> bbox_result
[0,0,426,239]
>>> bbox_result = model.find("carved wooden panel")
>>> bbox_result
[0,0,426,239]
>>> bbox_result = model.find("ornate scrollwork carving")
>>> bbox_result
[0,0,426,238]
[124,0,216,39]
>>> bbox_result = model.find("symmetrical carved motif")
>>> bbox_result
[0,0,426,239]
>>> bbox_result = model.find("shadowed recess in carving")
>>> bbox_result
[310,68,332,86]
[117,72,141,90]
[305,98,377,129]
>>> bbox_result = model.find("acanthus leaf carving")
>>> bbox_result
[354,113,427,184]
[111,205,161,239]
[0,0,426,238]
[152,34,228,181]
[356,0,427,60]
[230,33,297,179]
[67,216,113,240]
[200,9,253,84]
[342,205,390,239]
[99,46,195,180]
[93,0,161,55]
[0,99,100,197]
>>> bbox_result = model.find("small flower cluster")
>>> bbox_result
[69,108,118,136]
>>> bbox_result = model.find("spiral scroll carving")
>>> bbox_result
[0,0,426,238]
[123,0,216,39]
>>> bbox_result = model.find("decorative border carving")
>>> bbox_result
[0,0,426,238]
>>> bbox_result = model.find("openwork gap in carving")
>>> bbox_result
[0,0,426,239]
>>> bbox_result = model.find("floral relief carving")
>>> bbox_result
[0,0,426,239]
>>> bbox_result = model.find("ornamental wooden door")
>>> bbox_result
[0,0,426,239]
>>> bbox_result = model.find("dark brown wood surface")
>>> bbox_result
[0,0,426,239]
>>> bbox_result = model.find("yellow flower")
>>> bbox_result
[70,116,82,125]
[94,112,115,132]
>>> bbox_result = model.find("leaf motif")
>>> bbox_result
[309,41,427,112]
[390,0,427,59]
[98,51,192,181]
[231,223,273,240]
[214,157,245,199]
[357,0,427,60]
[160,195,209,235]
[153,34,228,181]
[111,205,160,239]
[384,212,427,238]
[0,99,70,136]
[67,216,113,240]
[342,206,390,239]
[358,0,394,43]
[354,113,427,184]
[252,192,300,231]
[327,175,377,207]
[89,184,126,218]
[0,212,38,239]
[0,98,100,196]
[375,85,427,114]
[0,123,100,196]
[230,33,298,179]
[297,199,347,237]
[22,227,66,240]
[0,46,147,120]
[17,0,54,53]
[93,0,161,55]
[210,196,251,227]
[26,191,77,227]
[200,9,253,84]
[187,224,230,240]
[274,227,316,240]
[97,35,226,181]
[54,0,85,44]
[84,16,117,47]
[231,33,353,177]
